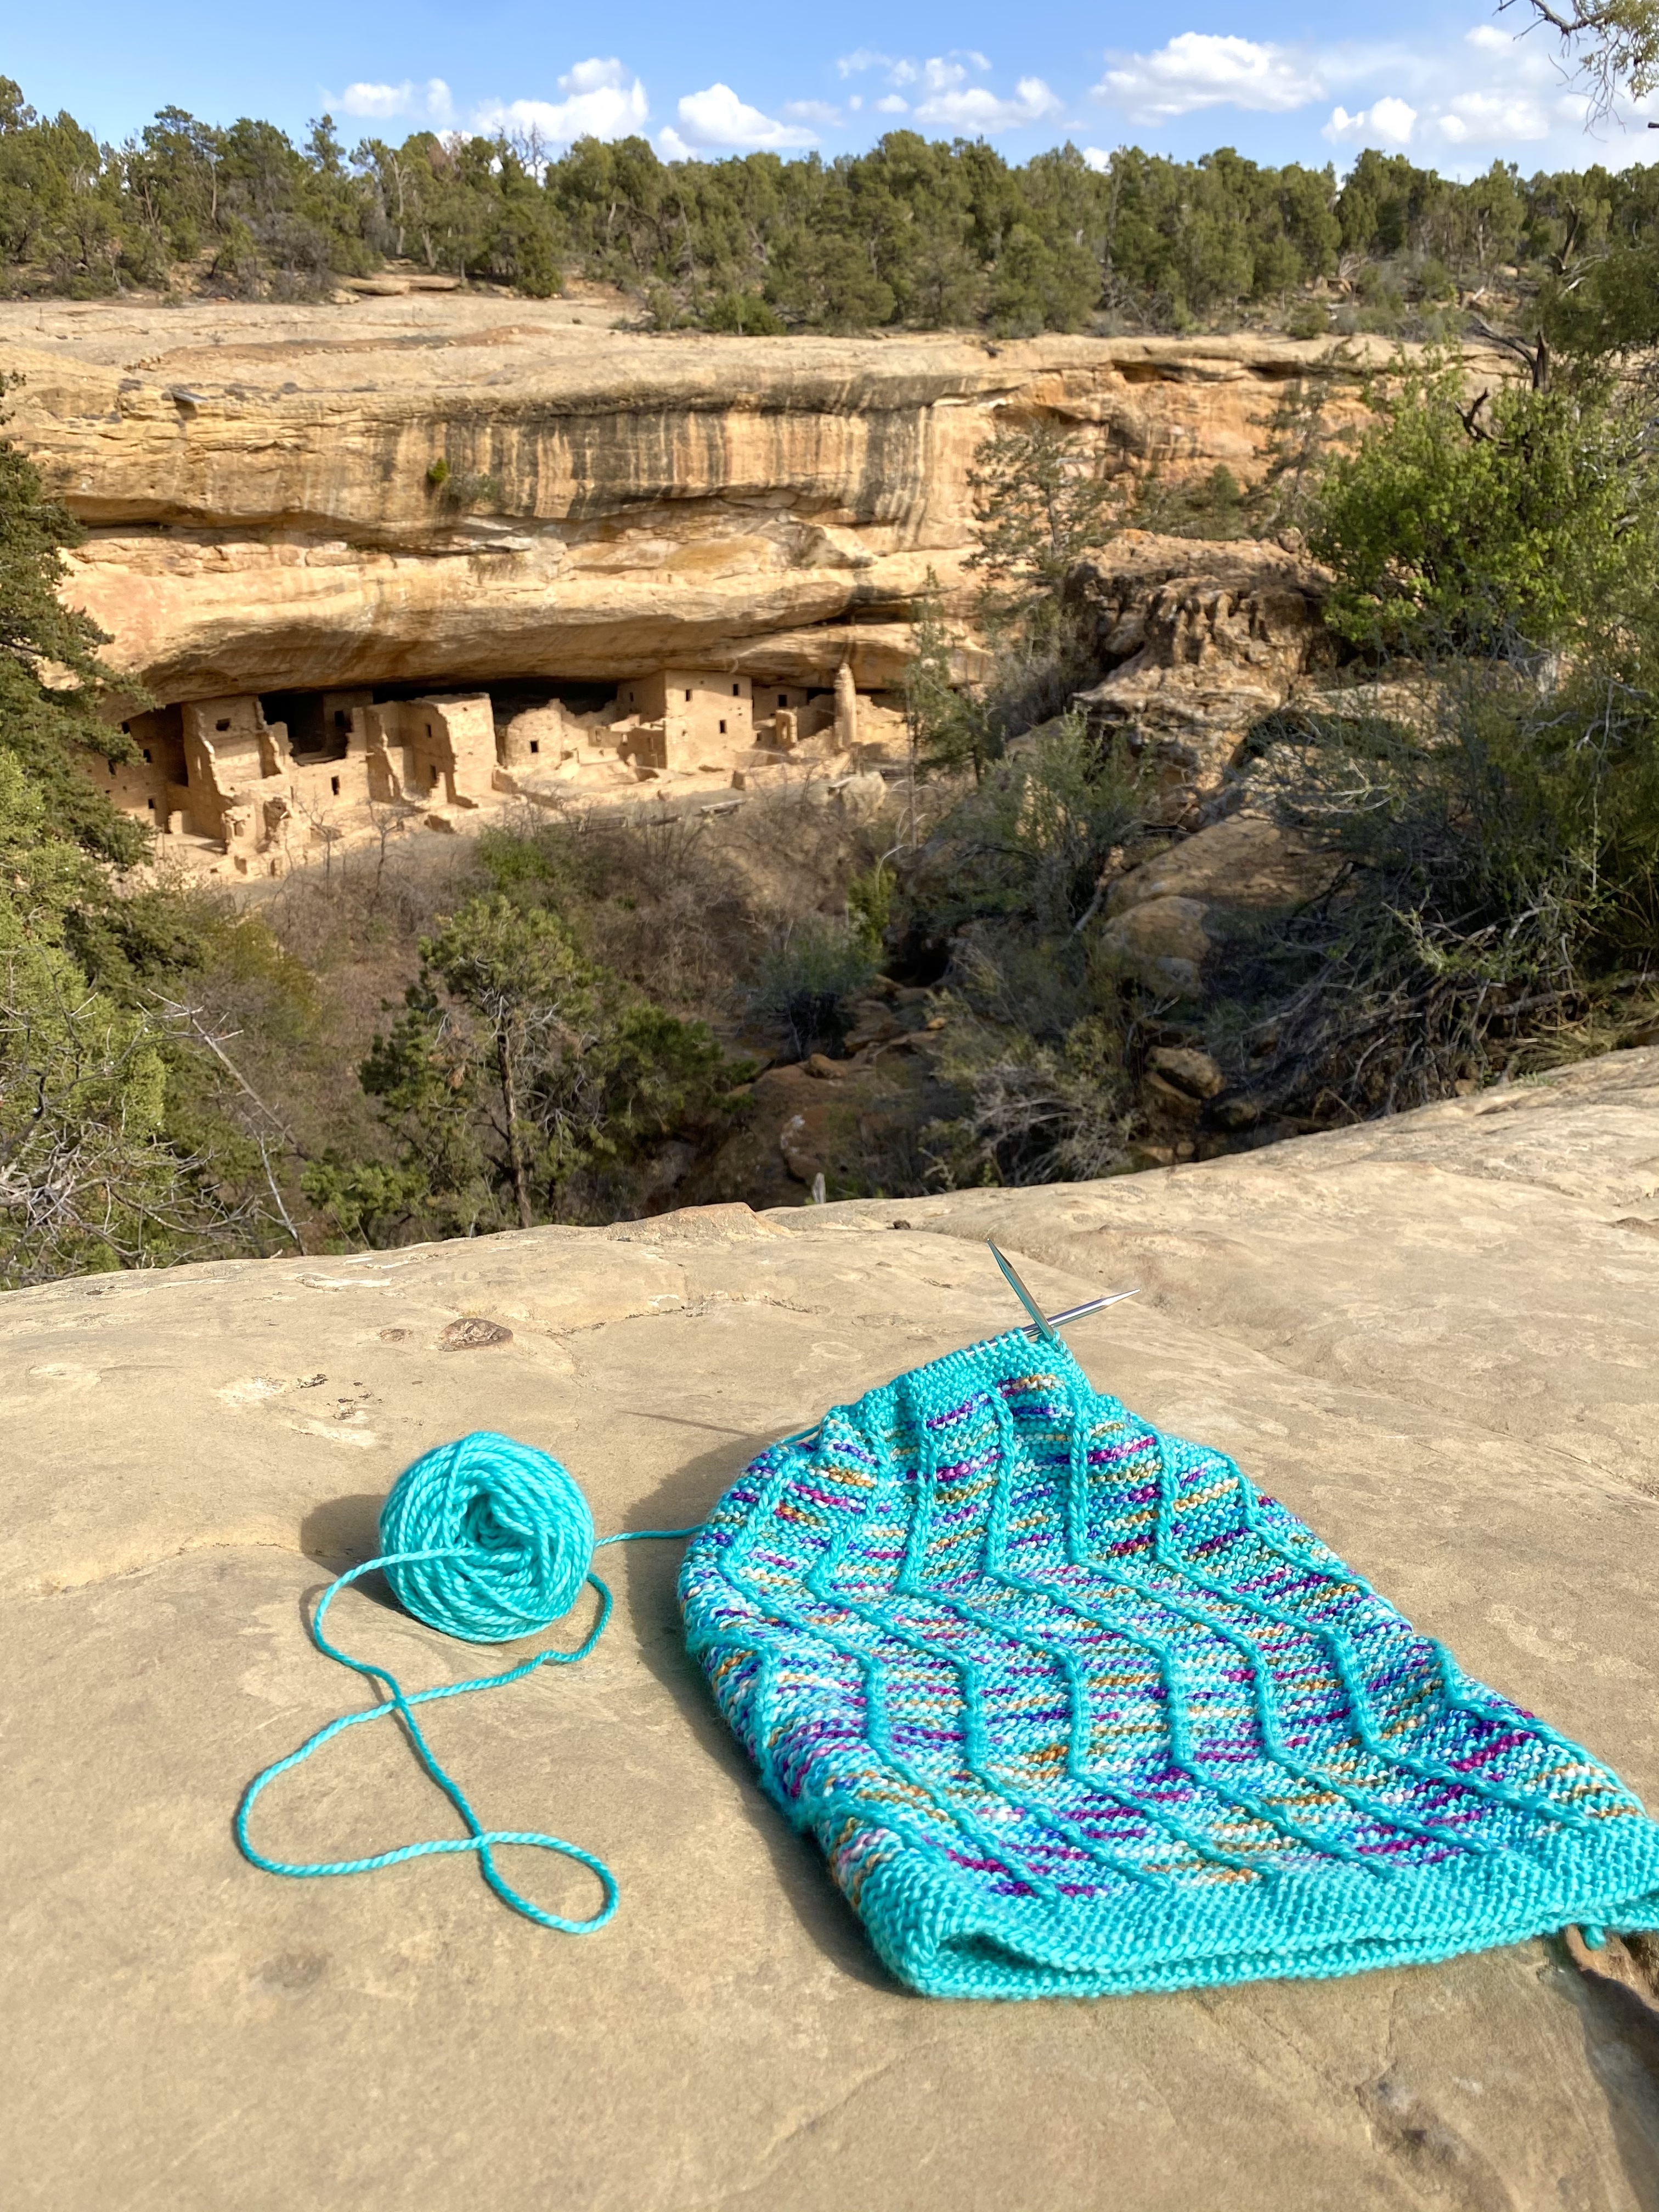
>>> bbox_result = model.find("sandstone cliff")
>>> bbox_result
[0,295,1396,708]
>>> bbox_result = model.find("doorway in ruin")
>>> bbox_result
[258,690,373,765]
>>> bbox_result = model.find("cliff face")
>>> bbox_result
[0,296,1388,707]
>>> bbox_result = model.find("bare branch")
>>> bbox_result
[1497,0,1659,120]
[150,993,301,1150]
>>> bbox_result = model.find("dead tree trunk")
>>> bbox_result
[495,1020,534,1229]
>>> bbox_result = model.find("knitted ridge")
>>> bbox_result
[678,1328,1659,1999]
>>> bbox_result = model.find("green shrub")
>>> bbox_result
[1308,357,1658,655]
[704,290,786,335]
[1205,668,1659,1119]
[923,1012,1134,1188]
[846,861,895,959]
[1133,462,1250,541]
[304,890,747,1242]
[904,712,1150,943]
[746,916,878,1059]
[1283,299,1328,340]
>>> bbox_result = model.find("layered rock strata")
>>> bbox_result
[0,296,1392,707]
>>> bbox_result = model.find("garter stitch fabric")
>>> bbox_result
[678,1328,1659,1999]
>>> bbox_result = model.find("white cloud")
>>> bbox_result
[1088,20,1658,172]
[913,74,1062,132]
[1436,89,1553,142]
[836,49,896,79]
[1319,24,1604,155]
[671,83,817,150]
[1325,96,1418,146]
[472,58,648,145]
[1096,34,1324,122]
[329,78,454,125]
[836,48,1052,133]
[783,99,843,128]
[1082,146,1114,173]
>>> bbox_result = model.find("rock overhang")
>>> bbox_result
[1,301,1401,709]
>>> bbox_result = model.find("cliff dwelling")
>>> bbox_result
[1,301,1383,888]
[92,663,907,876]
[7,300,1384,880]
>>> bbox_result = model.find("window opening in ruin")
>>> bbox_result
[719,720,727,735]
[778,693,787,707]
[684,689,691,701]
[146,797,155,810]
[731,683,740,696]
[334,711,348,730]
[142,748,153,763]
[529,740,540,754]
[330,775,341,796]
[216,719,230,732]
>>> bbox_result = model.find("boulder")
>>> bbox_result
[1098,893,1212,997]
[1147,1044,1227,1099]
[1071,537,1337,810]
[1097,815,1338,998]
[1105,813,1335,919]
[5,1047,1657,2210]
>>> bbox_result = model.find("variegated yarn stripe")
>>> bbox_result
[679,1328,1659,1998]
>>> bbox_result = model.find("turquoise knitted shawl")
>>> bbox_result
[678,1328,1659,1999]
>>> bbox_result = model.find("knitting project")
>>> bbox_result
[679,1328,1659,1998]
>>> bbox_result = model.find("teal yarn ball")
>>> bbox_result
[377,1430,596,1644]
[236,1430,700,1931]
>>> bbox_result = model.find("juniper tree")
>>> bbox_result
[964,424,1122,646]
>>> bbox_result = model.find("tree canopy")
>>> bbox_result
[1308,356,1659,653]
[7,70,1659,338]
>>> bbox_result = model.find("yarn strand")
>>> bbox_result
[235,1433,702,1933]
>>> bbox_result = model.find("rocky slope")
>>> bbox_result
[0,295,1395,708]
[4,1046,1656,2208]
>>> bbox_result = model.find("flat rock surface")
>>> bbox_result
[3,1054,1657,2209]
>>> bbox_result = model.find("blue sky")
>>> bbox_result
[9,0,1657,178]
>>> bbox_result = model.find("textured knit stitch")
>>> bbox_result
[678,1329,1659,1999]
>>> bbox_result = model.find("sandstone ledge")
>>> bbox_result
[3,1048,1656,2208]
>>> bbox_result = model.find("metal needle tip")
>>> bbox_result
[987,1240,1139,1340]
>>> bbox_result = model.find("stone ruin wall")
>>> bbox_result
[91,667,909,876]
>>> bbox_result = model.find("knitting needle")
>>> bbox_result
[987,1239,1139,1342]
[774,1250,1140,1450]
[1036,1288,1142,1331]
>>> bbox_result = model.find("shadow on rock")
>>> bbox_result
[617,1426,908,1999]
[1554,1932,1659,2206]
[297,1492,399,1616]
